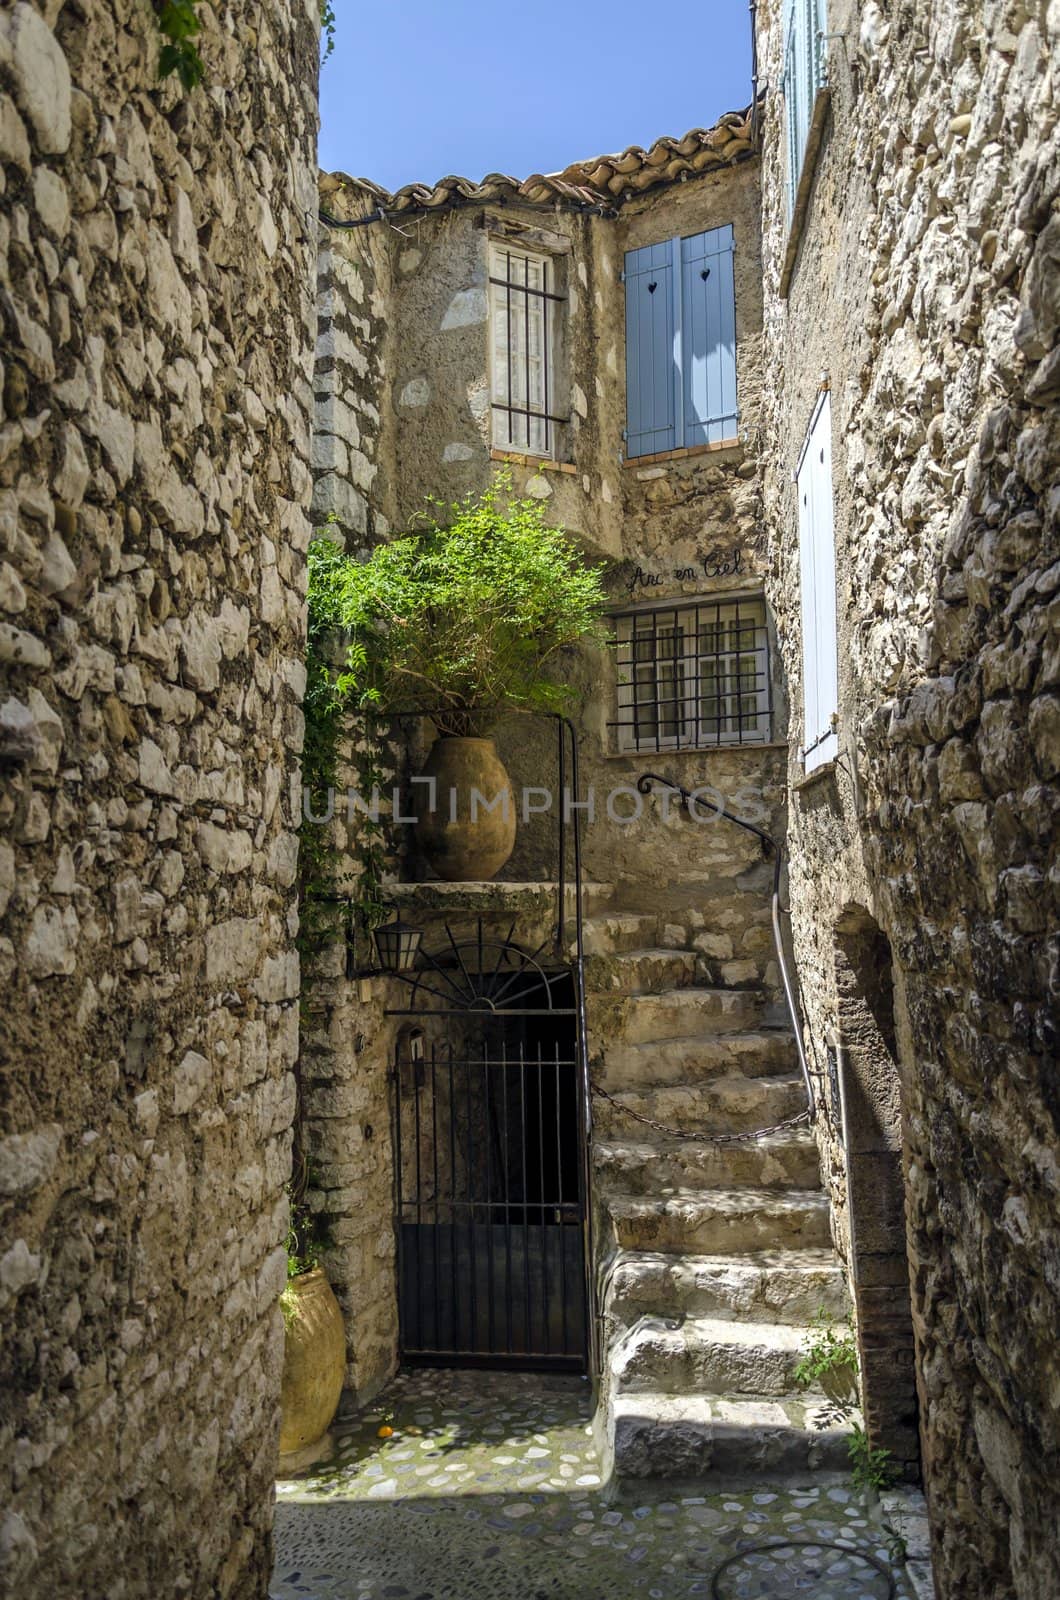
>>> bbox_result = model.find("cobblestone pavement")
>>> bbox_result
[272,1370,933,1600]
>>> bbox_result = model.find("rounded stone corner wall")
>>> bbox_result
[0,3,319,1595]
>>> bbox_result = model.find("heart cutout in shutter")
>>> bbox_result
[701,268,711,280]
[647,281,657,294]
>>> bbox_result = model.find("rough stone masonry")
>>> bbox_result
[0,3,317,1595]
[755,0,1060,1595]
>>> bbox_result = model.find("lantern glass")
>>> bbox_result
[373,920,423,973]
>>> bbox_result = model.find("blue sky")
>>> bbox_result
[319,2,752,191]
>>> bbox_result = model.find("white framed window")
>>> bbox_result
[489,243,563,457]
[611,597,771,753]
[783,0,829,218]
[796,388,838,772]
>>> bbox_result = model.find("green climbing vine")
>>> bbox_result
[153,0,337,90]
[155,1,205,90]
[300,530,391,957]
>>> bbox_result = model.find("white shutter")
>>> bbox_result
[797,390,838,771]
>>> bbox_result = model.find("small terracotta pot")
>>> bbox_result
[414,735,516,882]
[278,1268,345,1455]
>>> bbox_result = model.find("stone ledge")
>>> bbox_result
[489,449,577,474]
[388,879,610,912]
[792,756,837,793]
[601,740,789,761]
[623,438,742,469]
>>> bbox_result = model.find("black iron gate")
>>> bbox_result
[390,933,588,1369]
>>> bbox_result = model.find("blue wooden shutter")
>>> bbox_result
[624,241,675,458]
[680,224,737,448]
[783,0,800,217]
[785,0,827,216]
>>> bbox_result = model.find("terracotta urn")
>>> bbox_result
[414,735,516,882]
[278,1268,345,1455]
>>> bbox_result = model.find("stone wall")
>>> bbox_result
[755,0,1059,1592]
[0,3,317,1595]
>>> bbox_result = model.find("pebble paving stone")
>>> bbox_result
[272,1371,924,1600]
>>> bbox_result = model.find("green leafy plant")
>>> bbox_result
[281,1153,331,1323]
[849,1424,900,1494]
[309,477,608,738]
[155,0,205,90]
[301,518,392,950]
[797,1309,901,1495]
[154,0,336,91]
[320,0,336,61]
[793,1307,859,1389]
[883,1526,909,1564]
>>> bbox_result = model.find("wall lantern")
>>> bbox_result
[373,920,423,973]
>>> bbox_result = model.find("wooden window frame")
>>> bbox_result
[489,243,567,459]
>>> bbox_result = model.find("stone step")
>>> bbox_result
[611,1314,824,1397]
[574,912,660,957]
[594,1128,821,1194]
[584,948,699,996]
[588,987,765,1044]
[607,1390,857,1479]
[592,1072,809,1137]
[577,882,617,918]
[603,1186,832,1255]
[601,1249,848,1329]
[596,1029,796,1090]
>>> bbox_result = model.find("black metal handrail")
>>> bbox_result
[635,772,816,1121]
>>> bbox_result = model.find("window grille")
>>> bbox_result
[610,598,772,752]
[489,243,566,457]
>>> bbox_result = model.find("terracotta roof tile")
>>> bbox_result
[319,105,755,220]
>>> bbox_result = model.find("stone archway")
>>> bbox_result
[833,905,920,1476]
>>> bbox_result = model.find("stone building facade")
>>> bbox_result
[0,3,317,1595]
[309,117,859,1488]
[753,0,1059,1595]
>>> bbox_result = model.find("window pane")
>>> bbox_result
[490,246,552,457]
[614,599,769,751]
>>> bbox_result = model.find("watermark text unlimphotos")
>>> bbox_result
[302,782,768,828]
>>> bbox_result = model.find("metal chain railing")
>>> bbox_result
[590,1079,812,1145]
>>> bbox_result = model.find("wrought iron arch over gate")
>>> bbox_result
[389,926,589,1370]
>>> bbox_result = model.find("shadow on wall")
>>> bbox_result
[834,905,920,1478]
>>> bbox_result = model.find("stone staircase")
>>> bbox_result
[578,890,855,1481]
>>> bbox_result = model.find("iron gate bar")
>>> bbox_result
[343,708,596,1374]
[388,1009,578,1017]
[395,1034,586,1365]
[502,1039,513,1354]
[538,1045,549,1354]
[556,1048,568,1353]
[447,1046,458,1347]
[386,924,570,1016]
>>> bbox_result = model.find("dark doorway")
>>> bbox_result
[392,942,587,1370]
